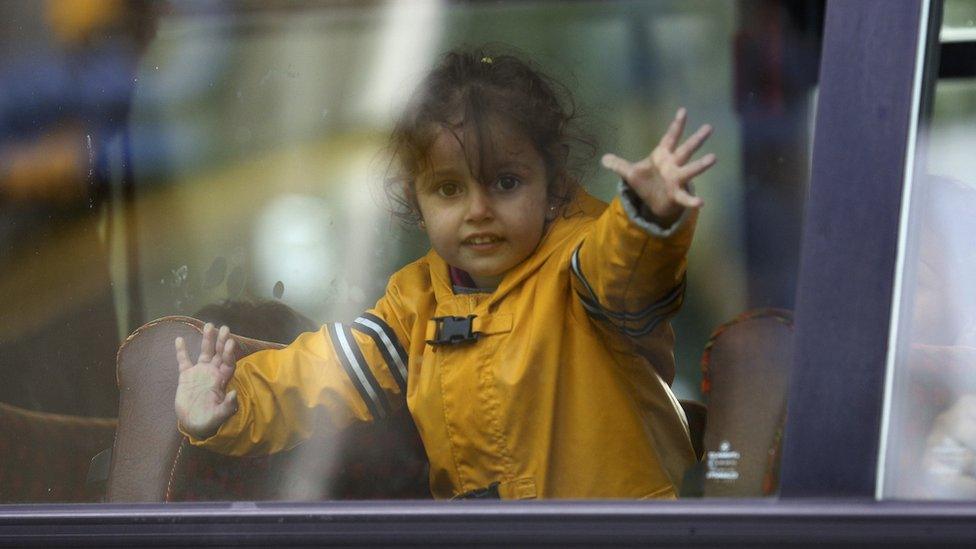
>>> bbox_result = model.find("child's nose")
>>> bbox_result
[465,186,494,222]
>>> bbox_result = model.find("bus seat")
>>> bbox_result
[699,308,794,497]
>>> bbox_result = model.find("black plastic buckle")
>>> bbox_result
[427,315,479,345]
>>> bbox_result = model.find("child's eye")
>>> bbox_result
[437,182,462,197]
[495,175,521,191]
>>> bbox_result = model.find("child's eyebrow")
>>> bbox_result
[428,167,464,181]
[495,161,532,173]
[417,168,461,190]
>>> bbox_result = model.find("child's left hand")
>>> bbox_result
[601,107,717,227]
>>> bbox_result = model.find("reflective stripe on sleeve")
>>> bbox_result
[570,244,686,336]
[328,322,389,419]
[352,313,408,392]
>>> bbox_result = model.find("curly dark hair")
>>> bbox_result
[385,46,597,226]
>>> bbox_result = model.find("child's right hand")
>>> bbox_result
[174,323,239,440]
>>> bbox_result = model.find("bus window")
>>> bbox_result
[880,0,976,500]
[0,0,822,503]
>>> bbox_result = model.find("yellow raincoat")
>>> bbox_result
[187,187,697,499]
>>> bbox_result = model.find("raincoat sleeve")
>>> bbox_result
[181,288,412,457]
[569,182,698,383]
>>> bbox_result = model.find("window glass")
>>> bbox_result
[880,0,976,500]
[0,0,820,503]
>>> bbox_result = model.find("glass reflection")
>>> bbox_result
[0,0,822,503]
[882,0,976,499]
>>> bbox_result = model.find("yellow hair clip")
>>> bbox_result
[480,56,493,64]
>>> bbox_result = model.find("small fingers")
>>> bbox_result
[199,323,216,363]
[677,153,717,181]
[221,337,236,366]
[674,124,713,164]
[673,188,704,209]
[218,339,237,388]
[216,389,239,421]
[175,337,193,372]
[212,325,230,364]
[601,153,634,181]
[659,107,687,151]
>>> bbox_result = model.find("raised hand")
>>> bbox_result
[174,323,239,440]
[601,107,717,227]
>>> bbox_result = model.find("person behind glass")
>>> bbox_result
[174,49,717,499]
[905,177,976,498]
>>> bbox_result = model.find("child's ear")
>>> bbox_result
[403,180,429,229]
[403,179,420,210]
[545,204,558,222]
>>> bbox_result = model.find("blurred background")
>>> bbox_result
[0,0,825,415]
[0,0,828,501]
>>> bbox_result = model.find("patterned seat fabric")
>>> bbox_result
[698,308,793,497]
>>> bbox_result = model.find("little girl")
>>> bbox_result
[174,49,716,499]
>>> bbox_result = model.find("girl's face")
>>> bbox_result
[415,120,549,288]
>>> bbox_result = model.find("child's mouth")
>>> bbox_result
[462,234,504,250]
